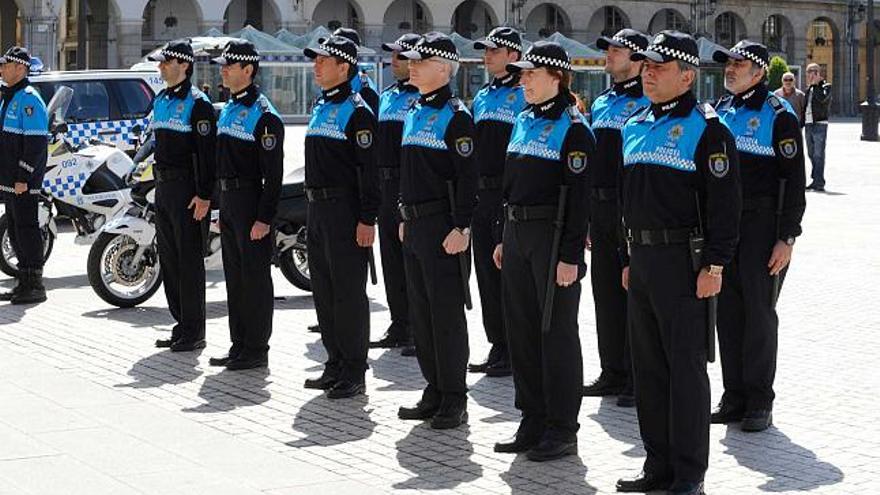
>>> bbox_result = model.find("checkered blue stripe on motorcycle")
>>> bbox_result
[66,118,150,146]
[43,173,87,198]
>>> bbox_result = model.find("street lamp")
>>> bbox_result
[862,0,878,141]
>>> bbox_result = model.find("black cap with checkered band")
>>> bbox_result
[473,26,523,54]
[630,30,700,67]
[382,33,422,53]
[506,41,572,73]
[304,36,359,66]
[0,46,31,67]
[320,27,361,47]
[211,40,261,66]
[712,40,770,71]
[397,32,460,62]
[147,39,195,64]
[596,28,650,53]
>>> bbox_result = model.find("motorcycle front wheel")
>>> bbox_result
[277,245,311,292]
[87,232,162,307]
[0,213,55,277]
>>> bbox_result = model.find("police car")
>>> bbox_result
[27,66,164,153]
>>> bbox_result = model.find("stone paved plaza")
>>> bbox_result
[0,121,878,494]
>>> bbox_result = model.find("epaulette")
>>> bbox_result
[448,97,468,112]
[258,94,270,112]
[597,87,613,98]
[23,86,36,95]
[350,92,368,109]
[567,105,584,124]
[381,81,397,93]
[767,95,786,115]
[634,106,651,123]
[696,102,718,120]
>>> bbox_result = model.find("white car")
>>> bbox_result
[28,69,164,153]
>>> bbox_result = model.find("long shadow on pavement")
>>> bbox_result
[721,425,844,491]
[500,453,596,495]
[469,374,518,424]
[393,423,482,490]
[182,367,272,413]
[287,393,376,447]
[369,348,423,392]
[115,349,203,388]
[587,397,642,457]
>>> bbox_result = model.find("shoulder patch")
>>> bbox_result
[454,136,474,157]
[778,137,798,159]
[196,120,212,136]
[708,152,730,178]
[261,132,277,151]
[355,129,373,149]
[567,150,588,174]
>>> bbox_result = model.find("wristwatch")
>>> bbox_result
[784,236,796,246]
[705,265,724,276]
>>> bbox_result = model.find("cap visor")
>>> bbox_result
[506,61,536,72]
[382,42,402,52]
[473,39,498,50]
[397,50,424,61]
[596,36,623,51]
[210,56,229,65]
[630,50,668,63]
[303,47,331,60]
[0,57,7,64]
[146,53,167,62]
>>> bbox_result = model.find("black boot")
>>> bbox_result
[11,269,46,305]
[0,278,22,301]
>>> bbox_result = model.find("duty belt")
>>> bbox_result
[378,167,400,180]
[219,177,261,191]
[478,175,502,191]
[626,227,695,246]
[742,196,775,211]
[505,204,557,222]
[154,167,192,183]
[591,187,617,202]
[398,199,449,221]
[305,187,350,202]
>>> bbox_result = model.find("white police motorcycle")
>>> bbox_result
[0,86,148,277]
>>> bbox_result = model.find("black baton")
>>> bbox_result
[541,185,569,334]
[771,178,787,309]
[694,191,716,363]
[355,166,378,285]
[446,180,472,310]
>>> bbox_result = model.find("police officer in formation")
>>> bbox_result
[467,26,526,377]
[146,39,216,352]
[396,33,476,429]
[302,36,379,399]
[369,33,422,356]
[492,41,595,462]
[711,41,806,432]
[0,47,49,305]
[323,27,380,112]
[582,29,650,407]
[208,41,284,371]
[616,31,741,495]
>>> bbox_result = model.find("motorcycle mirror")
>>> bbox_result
[46,86,74,126]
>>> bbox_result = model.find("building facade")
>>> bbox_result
[1,0,877,114]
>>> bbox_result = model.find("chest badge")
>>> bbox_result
[624,100,637,113]
[24,105,33,117]
[506,92,518,104]
[747,116,761,133]
[667,124,684,142]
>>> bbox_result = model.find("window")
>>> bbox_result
[109,80,154,119]
[667,10,686,32]
[716,13,737,45]
[33,81,110,122]
[603,8,625,37]
[763,15,785,52]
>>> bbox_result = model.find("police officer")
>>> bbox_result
[0,47,49,305]
[208,41,284,371]
[395,33,476,429]
[368,33,422,356]
[711,41,806,432]
[146,39,216,352]
[301,36,379,399]
[582,29,650,407]
[467,26,526,377]
[320,27,379,112]
[616,32,741,495]
[491,41,594,462]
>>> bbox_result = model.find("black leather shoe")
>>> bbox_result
[0,281,21,301]
[308,324,321,333]
[485,356,512,377]
[468,360,490,373]
[155,338,176,348]
[10,276,46,305]
[327,380,365,399]
[400,345,416,357]
[431,407,468,430]
[170,339,206,352]
[469,344,504,373]
[225,355,268,370]
[741,409,772,432]
[526,434,577,462]
[398,400,440,420]
[616,471,673,492]
[304,374,339,390]
[583,374,626,396]
[208,354,236,366]
[370,327,411,349]
[667,481,705,494]
[711,401,745,424]
[494,430,542,453]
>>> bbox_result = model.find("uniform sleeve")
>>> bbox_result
[696,118,742,267]
[16,95,50,184]
[360,87,380,116]
[254,113,285,224]
[773,111,806,239]
[346,106,380,225]
[190,98,217,200]
[444,111,478,229]
[558,124,593,265]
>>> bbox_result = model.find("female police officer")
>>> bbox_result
[491,41,595,462]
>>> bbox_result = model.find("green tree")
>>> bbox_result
[767,56,789,91]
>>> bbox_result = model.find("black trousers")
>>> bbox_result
[155,179,206,343]
[402,214,469,398]
[307,199,370,383]
[502,219,584,435]
[5,193,42,270]
[589,198,630,381]
[472,188,505,349]
[628,244,709,483]
[718,209,786,410]
[219,188,273,359]
[378,176,409,337]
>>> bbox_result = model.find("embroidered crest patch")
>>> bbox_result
[196,120,211,136]
[455,137,474,157]
[778,138,798,159]
[708,153,730,178]
[568,151,588,174]
[24,105,33,117]
[356,129,373,149]
[261,133,277,151]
